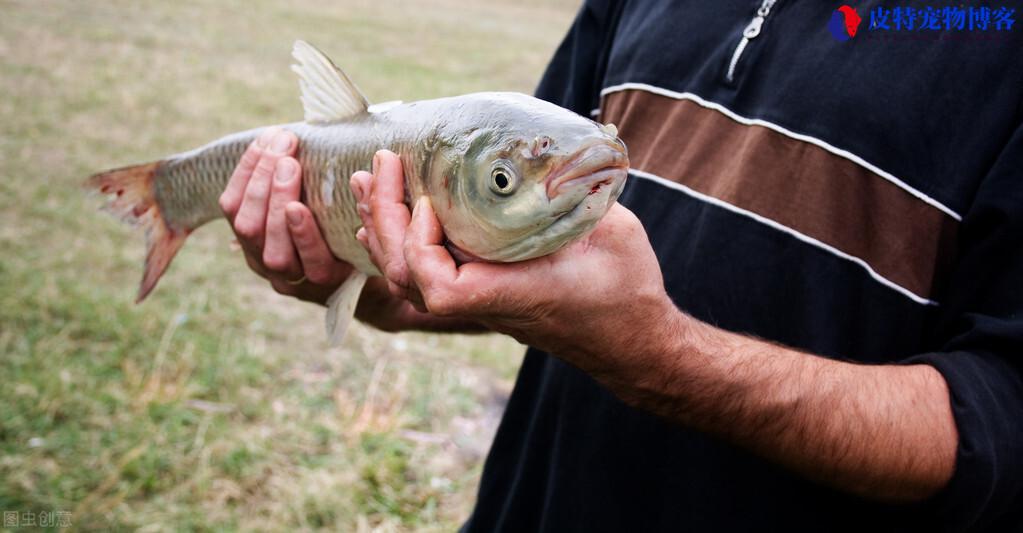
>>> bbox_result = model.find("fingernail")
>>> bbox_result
[257,127,277,148]
[270,131,292,154]
[356,227,367,242]
[351,179,363,202]
[286,207,302,226]
[275,159,294,183]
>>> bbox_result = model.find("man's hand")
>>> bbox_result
[351,150,677,385]
[219,127,352,304]
[353,150,957,503]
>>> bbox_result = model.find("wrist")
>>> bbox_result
[601,294,692,408]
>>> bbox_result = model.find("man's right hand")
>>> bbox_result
[219,127,352,305]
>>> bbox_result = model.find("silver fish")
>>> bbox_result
[87,41,629,344]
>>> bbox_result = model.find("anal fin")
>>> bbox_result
[325,271,369,347]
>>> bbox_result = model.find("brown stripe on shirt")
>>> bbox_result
[601,89,958,300]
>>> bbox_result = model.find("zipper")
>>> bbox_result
[726,0,778,83]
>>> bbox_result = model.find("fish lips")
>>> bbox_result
[545,142,629,203]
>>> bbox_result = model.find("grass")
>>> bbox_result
[0,0,577,530]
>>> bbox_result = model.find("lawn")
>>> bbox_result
[0,0,577,530]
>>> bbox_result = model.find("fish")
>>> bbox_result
[86,40,629,345]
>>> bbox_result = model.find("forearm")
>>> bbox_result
[618,310,958,503]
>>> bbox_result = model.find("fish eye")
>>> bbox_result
[489,165,518,195]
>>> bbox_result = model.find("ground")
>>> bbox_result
[0,0,577,530]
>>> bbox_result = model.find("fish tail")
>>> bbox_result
[85,161,190,303]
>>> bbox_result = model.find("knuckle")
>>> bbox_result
[218,194,235,217]
[290,221,314,244]
[239,146,261,166]
[271,179,294,195]
[262,251,291,273]
[254,154,278,176]
[233,218,261,240]
[292,233,315,252]
[384,258,406,281]
[272,170,300,194]
[305,266,333,286]
[384,267,403,287]
[424,290,456,317]
[243,184,269,204]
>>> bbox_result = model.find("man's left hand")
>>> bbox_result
[351,150,680,392]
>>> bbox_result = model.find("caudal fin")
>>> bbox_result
[85,161,190,303]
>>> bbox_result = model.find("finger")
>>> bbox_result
[351,171,387,265]
[234,129,297,250]
[358,218,413,303]
[220,128,275,220]
[403,197,462,316]
[269,278,299,297]
[261,157,303,276]
[349,170,371,205]
[365,150,413,287]
[285,202,351,286]
[404,197,549,316]
[242,247,270,279]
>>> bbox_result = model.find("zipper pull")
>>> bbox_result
[743,16,765,39]
[726,0,778,83]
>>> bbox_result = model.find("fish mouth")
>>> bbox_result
[546,141,629,200]
[484,163,625,262]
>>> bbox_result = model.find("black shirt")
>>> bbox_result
[464,1,1023,531]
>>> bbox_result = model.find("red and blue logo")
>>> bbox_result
[828,5,863,40]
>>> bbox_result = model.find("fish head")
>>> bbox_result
[430,93,628,262]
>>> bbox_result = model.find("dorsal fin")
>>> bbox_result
[291,40,370,123]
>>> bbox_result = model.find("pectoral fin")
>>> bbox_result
[325,271,369,347]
